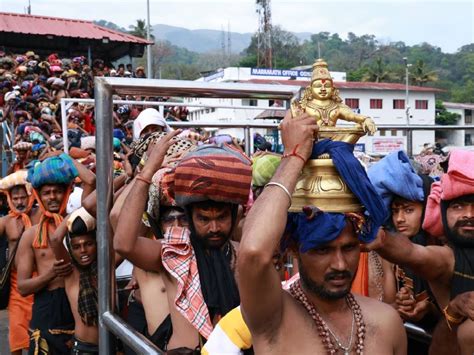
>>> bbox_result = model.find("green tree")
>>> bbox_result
[410,59,438,86]
[435,100,461,125]
[129,19,154,40]
[362,57,397,82]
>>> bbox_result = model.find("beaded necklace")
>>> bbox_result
[289,280,366,355]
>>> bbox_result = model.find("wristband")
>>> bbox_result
[265,182,292,207]
[136,175,152,185]
[282,144,306,163]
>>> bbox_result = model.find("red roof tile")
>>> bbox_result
[246,79,443,93]
[0,12,152,44]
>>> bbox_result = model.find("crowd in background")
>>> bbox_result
[0,49,471,355]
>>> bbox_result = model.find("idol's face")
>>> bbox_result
[311,79,333,100]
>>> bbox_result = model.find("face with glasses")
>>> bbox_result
[160,207,189,233]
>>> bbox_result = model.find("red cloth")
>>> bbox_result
[441,150,474,201]
[161,227,213,339]
[422,181,444,237]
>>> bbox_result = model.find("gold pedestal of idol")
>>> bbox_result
[288,127,366,213]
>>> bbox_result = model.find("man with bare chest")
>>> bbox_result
[238,111,406,355]
[16,153,79,354]
[50,208,99,354]
[114,131,252,353]
[0,170,41,354]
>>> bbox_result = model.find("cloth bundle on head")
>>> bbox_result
[27,154,78,248]
[66,208,98,327]
[67,207,96,235]
[80,136,96,151]
[0,170,34,228]
[286,139,387,252]
[251,154,281,187]
[130,130,195,163]
[423,150,474,237]
[27,153,78,190]
[13,141,32,152]
[133,108,170,140]
[367,150,424,218]
[171,144,252,207]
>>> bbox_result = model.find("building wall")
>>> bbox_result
[188,70,439,155]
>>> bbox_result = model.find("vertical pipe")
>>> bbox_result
[244,126,251,156]
[60,99,69,153]
[88,45,92,67]
[95,78,114,355]
[405,63,412,156]
[146,0,153,78]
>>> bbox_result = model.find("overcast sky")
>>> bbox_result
[2,0,473,53]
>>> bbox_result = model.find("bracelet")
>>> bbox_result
[443,305,465,330]
[265,182,292,207]
[282,144,306,163]
[135,175,152,185]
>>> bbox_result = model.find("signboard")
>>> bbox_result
[372,137,406,154]
[251,68,311,79]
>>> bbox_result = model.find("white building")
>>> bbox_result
[187,67,442,155]
[442,102,474,147]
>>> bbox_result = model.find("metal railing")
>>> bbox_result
[94,78,300,354]
[91,77,461,352]
[1,121,14,177]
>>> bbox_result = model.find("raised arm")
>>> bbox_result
[237,112,317,336]
[366,230,454,284]
[113,130,180,272]
[49,217,71,264]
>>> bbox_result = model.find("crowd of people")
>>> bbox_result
[0,49,472,355]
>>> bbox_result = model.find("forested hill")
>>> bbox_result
[95,20,474,103]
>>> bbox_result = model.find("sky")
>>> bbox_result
[1,0,473,53]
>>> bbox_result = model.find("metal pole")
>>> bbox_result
[244,126,251,155]
[60,99,69,153]
[95,78,114,355]
[87,45,92,67]
[102,312,162,354]
[146,0,153,78]
[404,57,413,156]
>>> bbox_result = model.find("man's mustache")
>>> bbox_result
[324,270,353,282]
[204,232,227,240]
[454,219,474,228]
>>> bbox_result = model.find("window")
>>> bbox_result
[370,99,383,109]
[345,98,359,109]
[391,130,397,136]
[242,99,258,106]
[379,129,386,137]
[465,109,472,124]
[393,99,405,109]
[415,100,428,110]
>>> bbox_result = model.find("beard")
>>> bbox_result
[447,219,474,248]
[15,204,26,212]
[298,256,355,300]
[197,231,230,249]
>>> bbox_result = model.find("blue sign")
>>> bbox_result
[251,68,311,78]
[354,143,365,152]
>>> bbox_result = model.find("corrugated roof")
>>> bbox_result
[443,102,474,110]
[246,79,443,93]
[0,12,152,44]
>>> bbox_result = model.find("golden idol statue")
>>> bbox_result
[289,59,377,212]
[291,59,376,144]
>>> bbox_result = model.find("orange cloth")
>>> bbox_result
[31,185,72,249]
[8,271,34,352]
[351,251,369,297]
